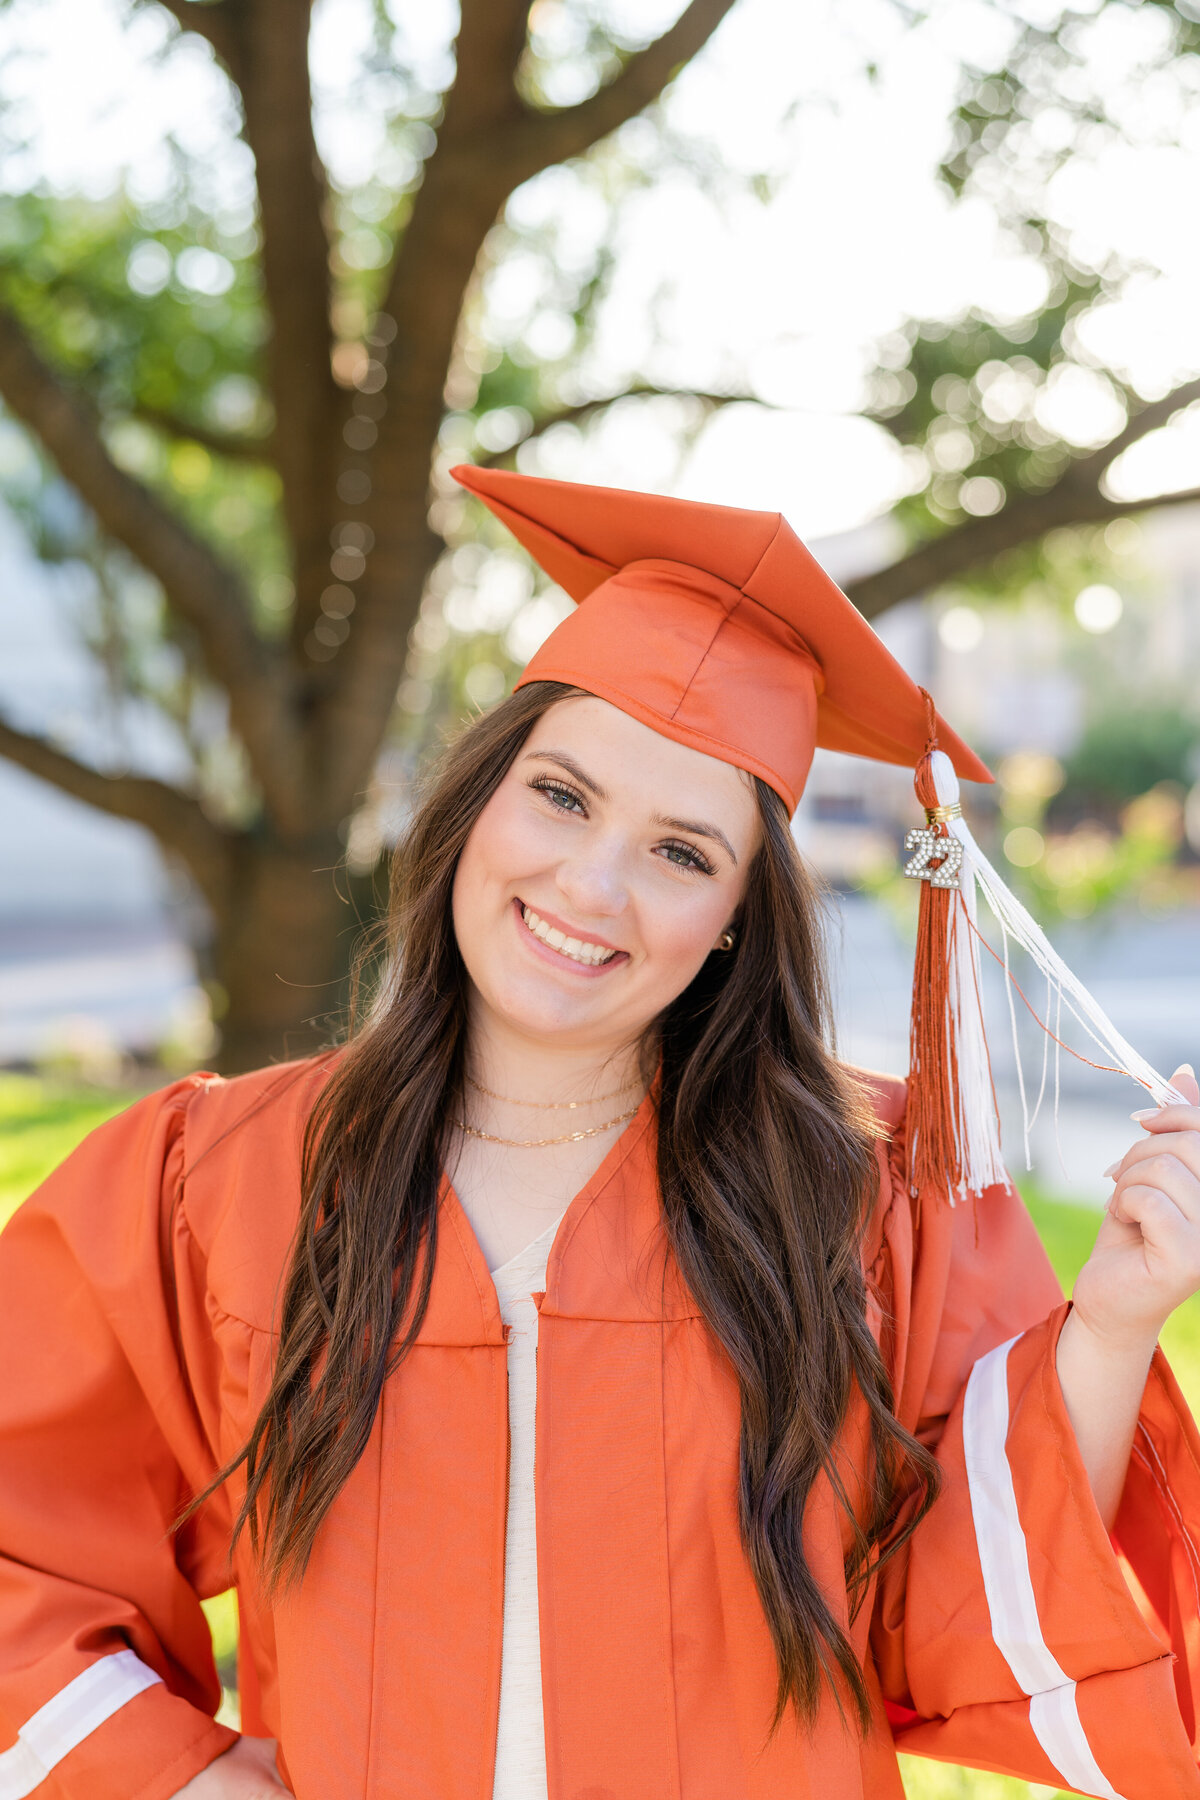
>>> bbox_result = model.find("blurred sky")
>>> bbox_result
[2,0,1199,539]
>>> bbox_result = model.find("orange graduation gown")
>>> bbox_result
[2,1055,1200,1800]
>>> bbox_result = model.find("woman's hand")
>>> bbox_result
[1056,1063,1200,1530]
[1072,1063,1200,1354]
[172,1736,290,1798]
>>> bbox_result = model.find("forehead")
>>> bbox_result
[521,695,758,825]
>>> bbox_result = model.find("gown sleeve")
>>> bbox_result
[868,1076,1200,1800]
[0,1076,239,1800]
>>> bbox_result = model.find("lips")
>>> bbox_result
[513,898,628,972]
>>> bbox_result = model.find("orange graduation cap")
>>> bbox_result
[450,463,991,814]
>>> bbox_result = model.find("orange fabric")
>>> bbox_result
[450,464,992,812]
[2,1059,1200,1798]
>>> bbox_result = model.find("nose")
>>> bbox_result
[555,841,628,921]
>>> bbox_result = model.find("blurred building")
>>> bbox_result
[0,511,200,1064]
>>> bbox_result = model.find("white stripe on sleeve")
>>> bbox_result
[963,1335,1128,1800]
[0,1649,162,1800]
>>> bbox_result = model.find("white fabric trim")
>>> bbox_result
[963,1336,1066,1695]
[0,1650,162,1800]
[489,1209,566,1800]
[964,1337,1128,1800]
[1030,1684,1124,1800]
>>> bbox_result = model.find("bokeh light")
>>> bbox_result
[1074,584,1124,633]
[937,605,984,653]
[1003,825,1045,868]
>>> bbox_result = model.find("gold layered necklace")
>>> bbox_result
[454,1071,644,1148]
[465,1073,640,1110]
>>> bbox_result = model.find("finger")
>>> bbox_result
[1130,1100,1200,1136]
[1137,1058,1200,1130]
[1113,1151,1200,1226]
[1106,1128,1200,1188]
[1171,1064,1200,1106]
[1112,1181,1188,1246]
[1114,1183,1200,1284]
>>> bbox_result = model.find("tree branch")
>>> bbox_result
[0,303,303,820]
[847,481,1200,621]
[475,381,765,465]
[153,0,247,86]
[0,713,234,911]
[1065,374,1200,491]
[850,374,1200,618]
[445,0,536,135]
[132,403,275,463]
[500,0,740,184]
[158,0,338,639]
[235,0,339,636]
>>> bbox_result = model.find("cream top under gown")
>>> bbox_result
[488,1208,568,1800]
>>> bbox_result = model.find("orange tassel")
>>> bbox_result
[906,704,966,1212]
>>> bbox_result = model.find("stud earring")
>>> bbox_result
[715,928,737,952]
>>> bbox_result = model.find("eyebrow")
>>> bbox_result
[523,749,609,799]
[523,750,739,865]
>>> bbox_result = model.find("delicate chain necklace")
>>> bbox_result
[452,1102,642,1149]
[465,1072,641,1111]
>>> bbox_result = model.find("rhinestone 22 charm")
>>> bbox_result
[903,825,963,889]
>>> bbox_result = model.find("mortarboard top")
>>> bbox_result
[450,464,991,815]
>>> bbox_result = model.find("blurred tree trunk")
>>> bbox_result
[208,831,350,1074]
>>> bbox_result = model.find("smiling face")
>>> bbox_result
[450,694,762,1059]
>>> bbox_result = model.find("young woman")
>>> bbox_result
[4,471,1200,1800]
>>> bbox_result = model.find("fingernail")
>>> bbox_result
[1179,1063,1196,1077]
[1102,1161,1120,1179]
[1131,1109,1158,1121]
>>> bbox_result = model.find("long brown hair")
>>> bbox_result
[211,680,937,1729]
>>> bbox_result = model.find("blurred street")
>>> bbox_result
[0,911,197,1066]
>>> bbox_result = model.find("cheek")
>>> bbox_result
[632,884,733,992]
[452,788,544,928]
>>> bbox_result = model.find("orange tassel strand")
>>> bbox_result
[907,739,972,1210]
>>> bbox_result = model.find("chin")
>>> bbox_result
[478,959,621,1042]
[498,981,606,1040]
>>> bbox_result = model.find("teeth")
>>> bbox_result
[522,906,617,967]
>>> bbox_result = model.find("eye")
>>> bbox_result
[656,838,716,876]
[529,775,586,815]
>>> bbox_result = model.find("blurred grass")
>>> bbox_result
[900,1771,1064,1800]
[201,1589,241,1729]
[5,1074,1199,1795]
[0,1074,145,1229]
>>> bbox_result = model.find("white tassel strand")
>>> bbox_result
[947,800,1008,1198]
[927,748,1188,1177]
